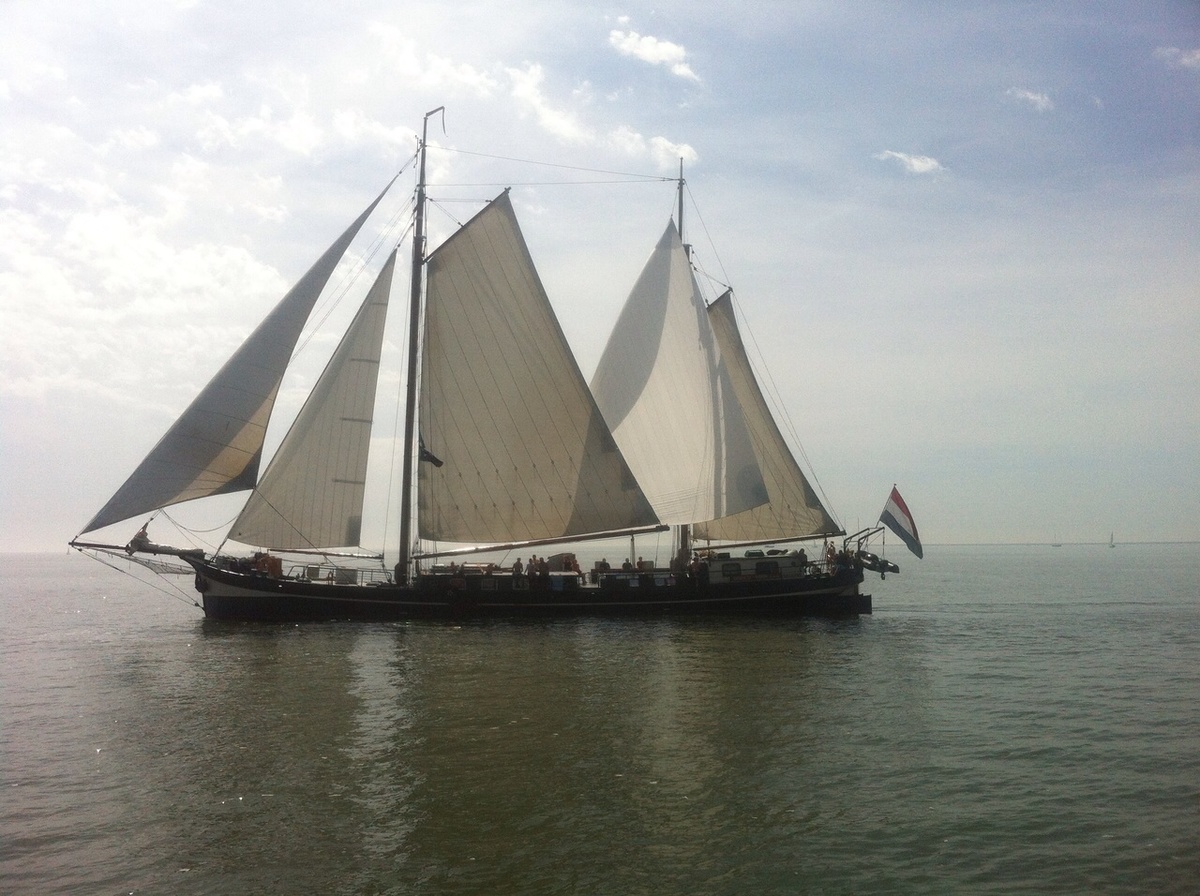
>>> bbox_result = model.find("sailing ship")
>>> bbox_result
[71,109,905,621]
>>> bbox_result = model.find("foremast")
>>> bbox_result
[397,107,443,585]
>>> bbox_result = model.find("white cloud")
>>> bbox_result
[2,62,67,97]
[604,126,697,171]
[169,82,224,105]
[332,108,411,151]
[606,124,645,156]
[243,201,287,223]
[424,54,501,96]
[150,154,212,224]
[608,30,700,82]
[1154,46,1200,70]
[103,125,161,153]
[649,135,698,170]
[1005,87,1054,111]
[507,63,593,144]
[368,24,499,96]
[0,197,284,408]
[0,144,121,207]
[196,104,323,155]
[874,150,943,174]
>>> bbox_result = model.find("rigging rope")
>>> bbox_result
[678,181,843,530]
[75,547,201,609]
[436,146,674,184]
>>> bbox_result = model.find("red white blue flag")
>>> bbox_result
[880,486,923,558]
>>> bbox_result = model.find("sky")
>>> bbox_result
[2,0,1198,553]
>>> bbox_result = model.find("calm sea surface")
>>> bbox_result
[2,546,1197,895]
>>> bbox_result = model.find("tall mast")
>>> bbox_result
[677,158,689,259]
[397,107,443,585]
[675,158,692,563]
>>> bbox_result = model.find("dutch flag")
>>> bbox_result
[880,486,923,559]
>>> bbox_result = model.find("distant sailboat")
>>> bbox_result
[71,109,902,621]
[1110,532,1115,548]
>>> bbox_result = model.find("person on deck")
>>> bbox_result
[673,546,690,576]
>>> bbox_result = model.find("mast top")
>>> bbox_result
[677,157,689,259]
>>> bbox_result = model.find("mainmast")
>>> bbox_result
[677,158,687,259]
[397,107,443,585]
[675,158,693,564]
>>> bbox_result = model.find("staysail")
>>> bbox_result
[418,192,658,544]
[590,221,766,525]
[81,181,395,535]
[692,292,841,542]
[229,250,398,549]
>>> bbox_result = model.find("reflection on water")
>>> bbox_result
[3,550,1199,894]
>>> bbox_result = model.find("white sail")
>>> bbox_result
[229,250,398,550]
[692,292,841,542]
[590,222,766,524]
[81,181,394,534]
[418,192,658,544]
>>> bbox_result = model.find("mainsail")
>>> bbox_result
[81,181,395,534]
[418,192,658,544]
[229,250,398,550]
[590,221,766,525]
[692,292,841,542]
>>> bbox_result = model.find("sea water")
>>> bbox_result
[2,545,1197,895]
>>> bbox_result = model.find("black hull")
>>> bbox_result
[187,559,870,622]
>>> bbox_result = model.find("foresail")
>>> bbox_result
[229,250,397,550]
[418,192,658,544]
[590,222,766,525]
[692,292,841,542]
[81,180,395,535]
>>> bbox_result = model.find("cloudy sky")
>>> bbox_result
[3,1,1198,553]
